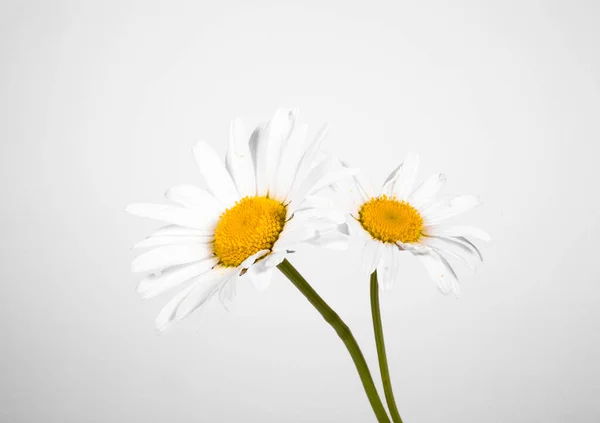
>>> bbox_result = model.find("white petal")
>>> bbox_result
[408,173,446,209]
[280,213,328,236]
[277,108,299,151]
[248,125,264,195]
[133,235,213,249]
[307,230,349,250]
[430,245,476,273]
[156,283,197,332]
[246,260,274,290]
[362,240,383,274]
[127,203,213,229]
[288,158,334,205]
[262,250,287,268]
[192,141,239,207]
[131,244,213,273]
[418,197,449,220]
[174,268,236,320]
[265,109,297,196]
[291,207,346,225]
[423,195,482,223]
[289,195,333,214]
[347,216,368,238]
[273,123,308,199]
[165,185,222,218]
[240,249,270,269]
[394,153,420,200]
[274,226,315,251]
[301,221,350,250]
[287,125,331,201]
[225,119,256,197]
[254,110,295,197]
[381,164,403,196]
[421,236,481,262]
[424,225,491,243]
[137,258,218,299]
[334,164,372,211]
[417,249,460,296]
[148,225,213,237]
[396,240,429,254]
[218,275,238,306]
[378,244,401,290]
[349,168,373,202]
[314,218,349,233]
[425,233,486,265]
[307,167,359,197]
[288,193,345,224]
[456,236,484,261]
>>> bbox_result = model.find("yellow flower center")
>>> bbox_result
[358,195,423,243]
[213,196,287,267]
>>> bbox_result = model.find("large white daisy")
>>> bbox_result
[342,153,490,296]
[128,109,353,330]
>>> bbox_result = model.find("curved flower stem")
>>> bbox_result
[277,259,391,423]
[370,271,403,423]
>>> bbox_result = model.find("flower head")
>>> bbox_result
[128,109,354,330]
[341,153,490,296]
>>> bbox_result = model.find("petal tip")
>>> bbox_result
[155,321,169,333]
[125,204,140,216]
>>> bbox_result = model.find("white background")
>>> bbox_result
[1,1,599,422]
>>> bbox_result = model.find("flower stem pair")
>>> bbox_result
[277,259,403,422]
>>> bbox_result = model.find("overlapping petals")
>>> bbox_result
[128,109,355,330]
[339,153,490,296]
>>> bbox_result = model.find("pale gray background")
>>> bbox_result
[1,1,599,422]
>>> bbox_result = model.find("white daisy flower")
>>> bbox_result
[342,153,490,296]
[127,109,354,331]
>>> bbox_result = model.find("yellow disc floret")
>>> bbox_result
[358,195,423,243]
[213,196,287,267]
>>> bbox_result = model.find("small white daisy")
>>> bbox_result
[128,109,354,330]
[342,153,490,296]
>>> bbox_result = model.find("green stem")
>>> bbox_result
[370,271,403,423]
[277,259,391,423]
